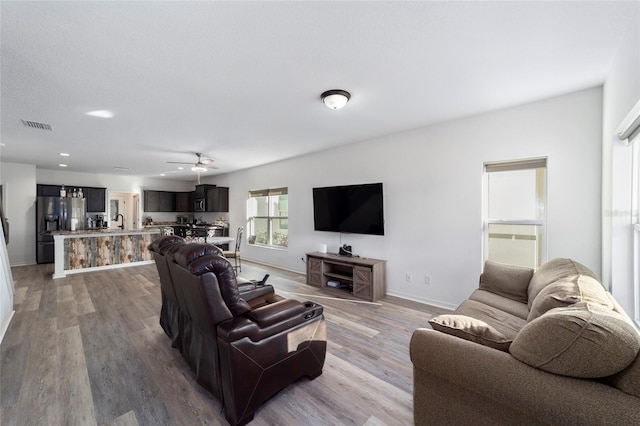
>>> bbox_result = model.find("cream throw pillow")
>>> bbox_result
[429,314,512,352]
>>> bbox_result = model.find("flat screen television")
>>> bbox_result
[313,183,384,235]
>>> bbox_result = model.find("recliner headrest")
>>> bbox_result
[174,243,224,266]
[182,254,251,317]
[148,235,184,253]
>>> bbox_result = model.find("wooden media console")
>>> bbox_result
[306,252,386,301]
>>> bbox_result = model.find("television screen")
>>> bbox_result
[313,183,384,235]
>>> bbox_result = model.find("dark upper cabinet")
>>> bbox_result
[206,187,229,212]
[195,184,217,199]
[144,187,229,213]
[36,184,106,212]
[175,192,194,212]
[144,190,176,212]
[144,190,159,212]
[159,191,175,212]
[36,184,62,197]
[84,187,106,212]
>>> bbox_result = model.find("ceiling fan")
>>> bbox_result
[167,152,218,172]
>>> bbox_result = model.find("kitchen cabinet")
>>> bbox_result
[36,184,62,197]
[175,191,194,212]
[84,187,106,212]
[159,191,175,212]
[143,187,228,213]
[195,184,216,199]
[144,190,176,212]
[36,184,107,212]
[206,187,229,212]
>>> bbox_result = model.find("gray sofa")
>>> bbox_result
[410,258,640,425]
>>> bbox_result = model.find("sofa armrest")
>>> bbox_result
[410,328,640,425]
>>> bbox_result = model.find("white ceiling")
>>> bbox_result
[1,1,637,180]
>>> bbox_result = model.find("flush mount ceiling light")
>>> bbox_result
[85,109,114,118]
[321,89,351,110]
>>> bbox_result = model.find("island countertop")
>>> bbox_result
[52,227,162,236]
[52,228,162,279]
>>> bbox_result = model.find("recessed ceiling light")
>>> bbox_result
[60,152,70,157]
[59,164,68,167]
[113,166,131,171]
[177,167,184,170]
[86,110,114,118]
[160,173,166,176]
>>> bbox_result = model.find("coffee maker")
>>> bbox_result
[95,214,105,228]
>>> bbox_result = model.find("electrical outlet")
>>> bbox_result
[406,273,412,283]
[425,275,431,285]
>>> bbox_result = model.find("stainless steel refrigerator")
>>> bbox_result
[36,197,86,264]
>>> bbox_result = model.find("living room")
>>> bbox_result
[1,1,640,424]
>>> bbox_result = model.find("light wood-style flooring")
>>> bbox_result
[1,260,441,425]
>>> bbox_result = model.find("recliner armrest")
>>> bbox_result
[218,301,323,342]
[247,299,305,327]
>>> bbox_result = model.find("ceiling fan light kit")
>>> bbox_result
[167,152,217,174]
[321,89,351,110]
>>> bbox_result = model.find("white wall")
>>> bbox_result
[207,87,603,309]
[0,172,15,343]
[1,162,37,265]
[603,5,640,318]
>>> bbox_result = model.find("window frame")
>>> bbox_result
[482,157,548,269]
[632,142,640,327]
[247,187,288,249]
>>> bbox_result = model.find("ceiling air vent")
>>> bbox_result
[21,119,53,131]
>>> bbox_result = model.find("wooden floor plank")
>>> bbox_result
[57,325,97,426]
[1,260,442,425]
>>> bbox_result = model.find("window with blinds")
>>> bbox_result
[247,187,288,248]
[483,158,547,268]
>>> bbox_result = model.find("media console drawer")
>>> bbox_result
[306,252,386,302]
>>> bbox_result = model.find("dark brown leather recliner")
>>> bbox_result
[163,242,326,426]
[149,238,284,363]
[148,235,185,346]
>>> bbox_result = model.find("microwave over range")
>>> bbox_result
[193,185,229,213]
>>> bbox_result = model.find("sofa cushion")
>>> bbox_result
[468,289,530,320]
[528,258,599,309]
[429,314,512,351]
[602,355,640,398]
[454,299,526,340]
[479,260,533,304]
[528,275,612,321]
[510,302,640,378]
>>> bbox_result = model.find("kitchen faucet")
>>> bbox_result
[115,213,124,229]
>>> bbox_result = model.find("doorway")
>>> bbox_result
[109,192,139,230]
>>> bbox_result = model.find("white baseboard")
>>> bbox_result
[386,290,458,311]
[242,257,304,275]
[0,309,15,344]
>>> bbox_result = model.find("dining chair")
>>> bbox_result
[223,227,243,274]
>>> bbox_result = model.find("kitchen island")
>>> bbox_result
[52,228,162,279]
